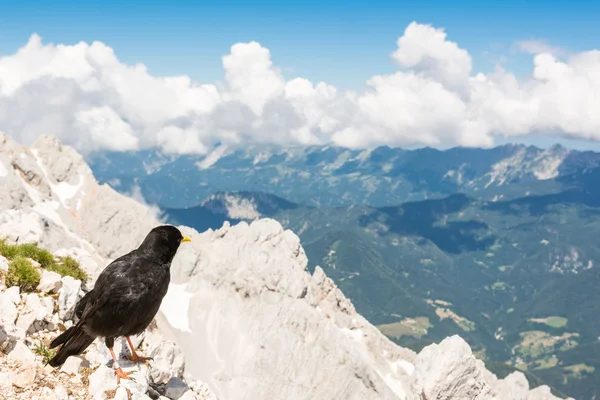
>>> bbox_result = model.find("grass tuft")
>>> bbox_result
[50,256,88,281]
[0,237,88,282]
[34,341,57,364]
[6,256,41,291]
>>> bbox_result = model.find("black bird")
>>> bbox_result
[47,225,191,381]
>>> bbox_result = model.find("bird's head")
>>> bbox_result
[139,225,192,263]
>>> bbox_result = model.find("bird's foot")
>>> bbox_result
[115,367,133,383]
[125,353,153,366]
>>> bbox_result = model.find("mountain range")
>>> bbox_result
[87,143,600,209]
[0,132,574,399]
[85,143,600,399]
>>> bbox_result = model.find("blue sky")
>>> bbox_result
[1,0,600,151]
[1,0,599,91]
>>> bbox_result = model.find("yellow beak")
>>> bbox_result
[181,236,192,243]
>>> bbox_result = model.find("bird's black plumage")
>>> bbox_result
[48,225,191,372]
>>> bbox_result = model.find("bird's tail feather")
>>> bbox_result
[47,327,95,367]
[49,326,75,349]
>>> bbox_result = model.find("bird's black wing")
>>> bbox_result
[77,253,138,324]
[49,253,137,349]
[73,250,137,320]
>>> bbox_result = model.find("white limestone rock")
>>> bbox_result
[113,386,131,400]
[148,338,186,384]
[37,269,63,293]
[178,390,199,400]
[15,311,36,333]
[25,293,50,320]
[5,286,20,303]
[0,371,13,389]
[0,291,19,329]
[57,275,81,320]
[0,255,8,272]
[37,387,57,400]
[88,364,118,398]
[411,335,491,400]
[490,371,530,399]
[60,356,83,375]
[7,341,36,364]
[54,385,69,400]
[12,362,37,388]
[119,362,151,397]
[526,385,568,400]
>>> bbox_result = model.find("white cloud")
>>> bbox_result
[0,23,599,154]
[515,39,565,56]
[74,106,139,151]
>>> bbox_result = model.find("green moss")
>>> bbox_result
[1,238,55,267]
[0,238,18,258]
[6,256,41,291]
[15,243,55,268]
[0,237,88,282]
[50,256,88,281]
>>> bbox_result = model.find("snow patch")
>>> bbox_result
[393,359,415,376]
[0,160,7,177]
[196,145,228,170]
[160,283,193,333]
[253,151,272,165]
[50,175,84,207]
[375,368,407,400]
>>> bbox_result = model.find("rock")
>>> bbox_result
[412,335,491,400]
[54,385,69,400]
[178,390,198,400]
[12,363,37,388]
[492,371,530,399]
[88,364,118,398]
[0,135,571,400]
[0,371,13,389]
[15,311,36,332]
[0,325,8,346]
[0,292,18,328]
[37,387,56,400]
[113,386,130,400]
[7,341,35,364]
[132,393,153,400]
[83,341,111,367]
[119,364,151,397]
[58,275,81,319]
[37,269,63,293]
[5,286,20,303]
[165,377,190,400]
[148,339,185,384]
[0,255,8,271]
[25,293,50,320]
[527,385,567,400]
[60,355,83,375]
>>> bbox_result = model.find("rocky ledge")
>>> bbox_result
[0,254,217,400]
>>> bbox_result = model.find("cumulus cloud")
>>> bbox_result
[0,23,599,154]
[515,39,565,56]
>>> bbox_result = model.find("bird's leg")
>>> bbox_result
[124,336,153,366]
[109,347,133,382]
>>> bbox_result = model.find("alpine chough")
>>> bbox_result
[47,225,191,381]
